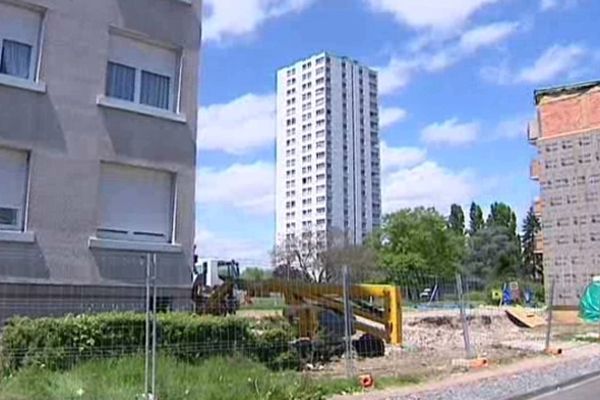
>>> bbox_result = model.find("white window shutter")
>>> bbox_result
[98,163,173,242]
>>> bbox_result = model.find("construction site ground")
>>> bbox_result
[242,306,598,386]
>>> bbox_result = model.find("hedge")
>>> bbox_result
[0,312,296,374]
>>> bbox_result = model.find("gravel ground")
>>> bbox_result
[375,346,600,400]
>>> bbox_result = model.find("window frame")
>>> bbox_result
[100,28,184,120]
[0,1,45,92]
[96,162,176,244]
[0,147,30,233]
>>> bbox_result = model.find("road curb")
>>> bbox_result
[507,369,600,399]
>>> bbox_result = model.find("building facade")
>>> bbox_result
[276,53,381,246]
[529,81,600,307]
[0,0,200,315]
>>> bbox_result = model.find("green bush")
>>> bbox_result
[0,312,294,375]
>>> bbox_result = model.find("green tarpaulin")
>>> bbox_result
[580,280,600,324]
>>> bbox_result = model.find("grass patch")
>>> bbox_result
[0,356,364,400]
[241,297,285,311]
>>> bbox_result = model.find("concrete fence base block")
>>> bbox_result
[451,357,489,369]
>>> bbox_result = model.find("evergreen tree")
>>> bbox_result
[468,202,484,235]
[448,204,465,235]
[487,202,517,237]
[521,206,543,282]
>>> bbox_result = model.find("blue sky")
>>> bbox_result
[195,0,600,266]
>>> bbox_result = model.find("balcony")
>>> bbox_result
[534,198,543,218]
[530,159,541,181]
[528,118,540,144]
[534,234,543,254]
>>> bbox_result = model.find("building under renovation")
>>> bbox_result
[530,80,600,307]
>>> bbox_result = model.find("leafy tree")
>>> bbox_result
[468,202,484,235]
[321,229,382,284]
[448,204,465,235]
[464,225,521,284]
[241,267,272,282]
[271,231,327,282]
[371,207,464,284]
[486,202,518,236]
[521,206,543,283]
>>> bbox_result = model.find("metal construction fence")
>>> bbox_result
[0,253,597,398]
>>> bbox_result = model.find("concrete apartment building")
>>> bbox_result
[529,81,600,307]
[0,0,200,315]
[275,53,381,246]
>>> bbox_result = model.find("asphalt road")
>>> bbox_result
[533,375,600,400]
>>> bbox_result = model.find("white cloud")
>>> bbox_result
[382,160,478,214]
[515,44,587,84]
[203,0,316,43]
[198,93,275,155]
[196,161,275,215]
[540,0,559,10]
[364,0,501,32]
[380,107,408,129]
[380,142,427,171]
[483,44,589,85]
[377,57,419,95]
[493,114,531,140]
[377,21,519,95]
[540,0,579,11]
[421,118,480,146]
[458,21,519,52]
[195,228,271,266]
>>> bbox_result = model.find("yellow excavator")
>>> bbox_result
[191,261,402,358]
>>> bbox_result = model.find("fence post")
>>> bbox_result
[342,265,354,378]
[544,279,555,352]
[144,253,151,399]
[151,253,158,397]
[456,273,475,359]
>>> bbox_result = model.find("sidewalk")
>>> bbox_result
[333,343,600,400]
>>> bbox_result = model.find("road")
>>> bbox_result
[532,375,600,400]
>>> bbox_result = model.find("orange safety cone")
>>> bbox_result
[358,374,374,389]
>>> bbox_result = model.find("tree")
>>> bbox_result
[464,225,521,284]
[320,230,382,284]
[241,267,272,282]
[271,231,327,282]
[468,202,484,235]
[448,204,465,235]
[486,202,517,237]
[521,206,543,283]
[372,207,465,284]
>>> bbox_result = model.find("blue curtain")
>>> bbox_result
[140,71,170,110]
[106,62,135,101]
[0,40,32,79]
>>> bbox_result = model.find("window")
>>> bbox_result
[0,147,28,231]
[105,32,180,111]
[98,163,174,243]
[316,98,325,106]
[0,2,42,82]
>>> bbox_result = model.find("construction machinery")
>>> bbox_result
[191,268,402,358]
[191,259,240,315]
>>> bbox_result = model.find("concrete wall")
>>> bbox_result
[0,0,200,290]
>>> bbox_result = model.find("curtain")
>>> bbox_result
[106,62,135,101]
[0,40,32,79]
[140,71,170,110]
